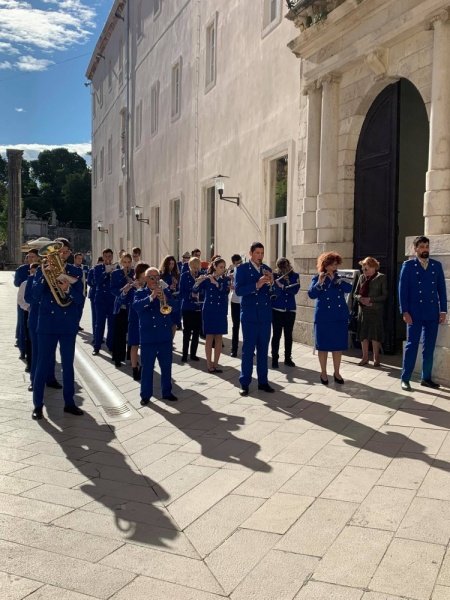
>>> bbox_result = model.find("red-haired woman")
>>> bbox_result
[308,251,353,385]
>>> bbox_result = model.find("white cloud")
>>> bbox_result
[15,107,24,112]
[0,0,96,72]
[0,142,92,162]
[0,60,12,68]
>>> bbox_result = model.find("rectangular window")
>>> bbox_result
[262,0,281,35]
[151,81,159,136]
[154,0,161,18]
[205,16,217,90]
[118,37,124,87]
[107,136,112,174]
[151,206,160,263]
[99,79,103,107]
[206,186,216,258]
[120,108,126,171]
[93,156,97,187]
[92,90,96,118]
[171,198,180,260]
[137,1,143,39]
[268,154,288,266]
[171,59,181,120]
[100,147,104,182]
[108,59,112,91]
[119,184,124,215]
[135,100,142,148]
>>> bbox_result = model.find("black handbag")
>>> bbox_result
[348,303,358,334]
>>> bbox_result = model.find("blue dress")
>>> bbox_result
[308,274,352,351]
[194,276,230,335]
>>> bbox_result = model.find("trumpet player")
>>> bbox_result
[92,248,116,356]
[110,253,135,367]
[229,254,243,357]
[271,258,300,368]
[179,256,204,363]
[235,242,280,396]
[31,241,85,420]
[127,261,150,381]
[133,267,178,405]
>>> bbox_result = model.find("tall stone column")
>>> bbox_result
[317,73,342,243]
[425,9,450,235]
[6,149,23,265]
[301,81,321,244]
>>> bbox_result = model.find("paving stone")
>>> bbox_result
[432,586,450,600]
[272,430,337,464]
[73,478,162,505]
[21,484,96,508]
[295,581,364,599]
[0,491,71,523]
[0,540,135,599]
[19,441,96,460]
[109,576,225,600]
[241,493,314,534]
[233,461,300,498]
[277,465,340,496]
[307,444,360,468]
[101,544,224,594]
[276,498,358,557]
[320,466,382,502]
[26,585,103,599]
[157,464,217,504]
[313,526,393,588]
[417,464,450,500]
[369,538,445,600]
[376,453,431,490]
[9,465,90,488]
[396,496,450,545]
[351,486,416,531]
[401,428,447,455]
[230,549,318,600]
[0,474,40,495]
[361,593,414,600]
[438,547,450,587]
[0,572,43,600]
[348,442,402,470]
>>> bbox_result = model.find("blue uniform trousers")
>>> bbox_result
[240,320,271,387]
[33,333,76,408]
[17,305,26,353]
[140,341,172,399]
[93,304,115,351]
[29,325,56,384]
[90,298,96,335]
[402,319,439,382]
[77,298,86,325]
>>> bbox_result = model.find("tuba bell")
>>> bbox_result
[38,242,73,307]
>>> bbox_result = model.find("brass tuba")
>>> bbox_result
[38,242,72,307]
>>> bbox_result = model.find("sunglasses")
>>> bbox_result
[146,275,160,280]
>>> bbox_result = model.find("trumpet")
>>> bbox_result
[156,282,172,315]
[259,260,277,300]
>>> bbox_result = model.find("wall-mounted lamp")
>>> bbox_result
[96,220,108,233]
[114,11,125,21]
[96,53,105,60]
[132,206,149,224]
[84,81,92,88]
[214,175,240,206]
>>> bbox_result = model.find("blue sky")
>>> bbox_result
[0,0,112,162]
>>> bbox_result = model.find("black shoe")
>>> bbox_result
[401,380,412,391]
[190,356,200,361]
[132,366,141,381]
[63,405,84,416]
[272,359,279,368]
[32,407,43,420]
[284,358,296,367]
[92,349,99,356]
[258,383,275,393]
[181,356,188,363]
[230,351,237,358]
[25,366,30,373]
[114,361,122,368]
[28,384,33,392]
[140,397,151,406]
[19,353,26,360]
[162,394,178,402]
[421,379,440,389]
[320,376,329,386]
[46,380,63,389]
[240,385,249,396]
[176,326,182,331]
[78,326,84,331]
[334,374,344,384]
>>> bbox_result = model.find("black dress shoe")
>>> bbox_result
[114,361,122,368]
[25,366,30,373]
[334,374,345,384]
[92,349,99,356]
[140,397,151,406]
[78,326,84,331]
[28,384,33,392]
[258,383,275,393]
[63,405,84,416]
[421,379,440,389]
[181,356,188,363]
[284,358,296,367]
[230,351,237,358]
[32,407,43,420]
[190,356,200,361]
[240,385,249,396]
[162,394,178,402]
[320,376,329,386]
[272,360,279,369]
[19,353,26,360]
[46,380,63,389]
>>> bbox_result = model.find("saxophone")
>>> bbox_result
[38,242,73,307]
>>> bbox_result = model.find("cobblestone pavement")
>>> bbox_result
[1,271,450,600]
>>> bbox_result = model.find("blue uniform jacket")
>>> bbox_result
[308,274,352,323]
[272,271,300,312]
[194,276,230,314]
[33,264,84,335]
[235,262,280,323]
[14,264,29,287]
[133,287,175,344]
[110,268,135,315]
[87,267,96,299]
[93,264,115,306]
[179,271,205,311]
[24,275,39,331]
[399,257,447,320]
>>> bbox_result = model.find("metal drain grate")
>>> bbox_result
[101,404,132,417]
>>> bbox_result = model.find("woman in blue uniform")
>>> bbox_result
[159,255,181,337]
[127,261,149,380]
[110,253,134,367]
[193,257,230,372]
[308,252,352,385]
[271,257,300,368]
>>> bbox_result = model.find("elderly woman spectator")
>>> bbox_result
[354,256,388,367]
[308,252,353,385]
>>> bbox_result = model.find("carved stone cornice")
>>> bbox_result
[317,72,342,87]
[424,6,450,30]
[365,48,388,81]
[302,81,320,95]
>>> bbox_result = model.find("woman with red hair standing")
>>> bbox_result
[308,252,353,385]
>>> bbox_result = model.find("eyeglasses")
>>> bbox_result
[146,275,160,280]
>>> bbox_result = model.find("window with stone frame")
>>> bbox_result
[262,0,282,37]
[267,154,288,266]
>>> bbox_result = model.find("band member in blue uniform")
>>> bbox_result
[87,257,103,340]
[235,242,280,396]
[179,256,204,363]
[308,252,353,385]
[229,254,243,357]
[74,252,89,331]
[159,255,181,337]
[92,248,115,355]
[178,251,191,275]
[31,243,85,420]
[399,235,447,391]
[133,267,178,405]
[193,257,230,372]
[111,253,134,367]
[127,261,149,381]
[271,257,300,368]
[14,248,39,358]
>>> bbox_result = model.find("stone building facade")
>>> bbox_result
[287,0,449,380]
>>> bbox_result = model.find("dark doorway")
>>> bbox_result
[353,79,428,353]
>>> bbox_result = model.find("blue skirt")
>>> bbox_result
[203,310,228,335]
[314,320,348,352]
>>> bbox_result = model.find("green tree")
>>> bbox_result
[62,170,92,228]
[0,156,8,241]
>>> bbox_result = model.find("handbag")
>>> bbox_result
[348,303,358,334]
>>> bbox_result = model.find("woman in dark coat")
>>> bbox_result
[308,252,353,385]
[354,256,388,367]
